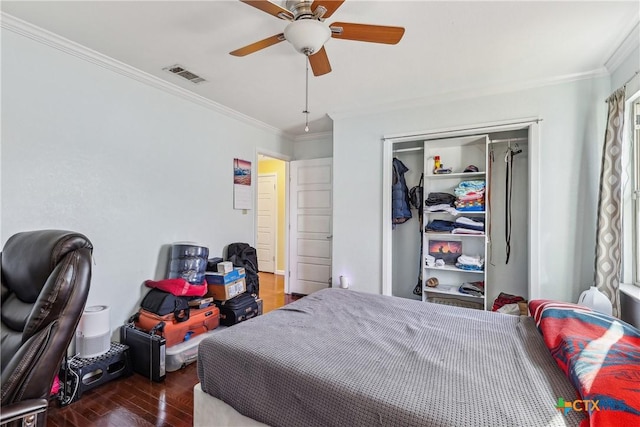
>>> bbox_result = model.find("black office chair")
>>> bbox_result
[1,230,93,427]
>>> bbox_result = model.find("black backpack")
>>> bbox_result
[408,173,424,215]
[226,243,260,297]
[140,288,190,321]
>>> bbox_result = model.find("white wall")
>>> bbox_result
[1,29,293,338]
[610,40,639,90]
[293,132,333,160]
[331,77,609,303]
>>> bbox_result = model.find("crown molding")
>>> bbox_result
[1,12,291,139]
[328,68,610,121]
[294,131,332,143]
[604,20,640,73]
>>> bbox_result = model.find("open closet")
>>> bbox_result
[391,140,425,300]
[387,122,536,310]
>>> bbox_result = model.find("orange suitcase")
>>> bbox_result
[134,305,219,347]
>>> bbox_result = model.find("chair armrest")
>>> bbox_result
[0,399,48,426]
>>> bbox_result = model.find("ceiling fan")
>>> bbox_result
[230,0,405,76]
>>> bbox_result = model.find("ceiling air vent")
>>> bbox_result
[163,64,206,84]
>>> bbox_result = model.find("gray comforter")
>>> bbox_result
[198,288,582,426]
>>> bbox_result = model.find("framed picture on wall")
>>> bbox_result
[233,158,252,210]
[428,240,462,265]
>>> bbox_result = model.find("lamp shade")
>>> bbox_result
[578,286,613,315]
[284,19,331,55]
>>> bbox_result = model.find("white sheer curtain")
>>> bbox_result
[594,87,626,317]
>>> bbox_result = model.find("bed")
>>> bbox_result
[195,288,640,427]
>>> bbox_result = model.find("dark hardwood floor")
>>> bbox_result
[48,273,291,427]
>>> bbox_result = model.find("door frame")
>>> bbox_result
[381,117,541,299]
[255,150,291,293]
[257,173,277,273]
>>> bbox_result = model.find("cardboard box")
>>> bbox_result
[207,277,246,301]
[205,268,246,285]
[217,261,233,273]
[188,296,213,309]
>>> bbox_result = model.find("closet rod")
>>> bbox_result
[393,147,424,153]
[489,137,528,144]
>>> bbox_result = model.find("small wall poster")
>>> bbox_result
[428,240,462,265]
[233,158,252,210]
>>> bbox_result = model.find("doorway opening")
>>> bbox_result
[257,153,289,311]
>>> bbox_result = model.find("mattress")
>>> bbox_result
[197,288,582,427]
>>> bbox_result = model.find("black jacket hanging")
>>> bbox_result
[392,158,412,224]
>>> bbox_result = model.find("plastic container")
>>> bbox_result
[169,257,208,272]
[171,244,209,259]
[168,243,209,284]
[168,270,206,284]
[165,329,223,372]
[578,286,612,315]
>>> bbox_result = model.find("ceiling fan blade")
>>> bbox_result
[230,33,285,56]
[240,0,294,20]
[330,22,405,44]
[311,0,345,18]
[308,46,332,76]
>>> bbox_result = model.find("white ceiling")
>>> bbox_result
[3,1,639,138]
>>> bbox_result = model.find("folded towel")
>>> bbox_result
[425,204,460,215]
[456,254,484,267]
[455,216,485,226]
[451,228,484,235]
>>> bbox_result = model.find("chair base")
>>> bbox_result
[0,399,47,427]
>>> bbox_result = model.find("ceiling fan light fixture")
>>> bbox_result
[284,19,330,55]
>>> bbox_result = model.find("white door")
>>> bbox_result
[289,158,333,295]
[257,174,277,273]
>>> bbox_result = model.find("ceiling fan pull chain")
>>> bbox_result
[304,55,310,132]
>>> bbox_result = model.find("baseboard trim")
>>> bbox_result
[275,270,285,276]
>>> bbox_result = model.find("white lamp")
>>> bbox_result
[578,286,613,315]
[284,19,331,55]
[339,275,349,289]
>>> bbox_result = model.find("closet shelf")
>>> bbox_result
[424,264,484,274]
[424,285,484,299]
[426,172,485,179]
[425,210,486,216]
[419,133,490,310]
[424,232,485,238]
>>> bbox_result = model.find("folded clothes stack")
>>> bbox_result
[455,254,484,271]
[454,180,485,212]
[459,281,485,296]
[425,254,445,267]
[451,217,484,234]
[426,217,485,234]
[424,192,456,208]
[425,204,459,215]
[425,219,455,232]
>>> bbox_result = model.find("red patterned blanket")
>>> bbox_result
[529,300,640,427]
